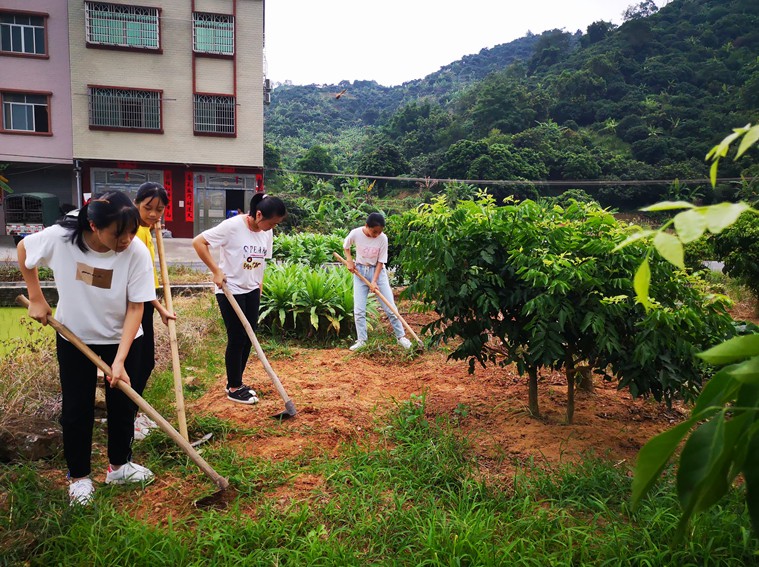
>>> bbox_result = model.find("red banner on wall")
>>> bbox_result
[162,170,173,222]
[184,171,194,222]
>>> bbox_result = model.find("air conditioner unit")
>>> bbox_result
[264,91,271,105]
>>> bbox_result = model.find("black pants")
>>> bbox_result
[139,301,156,385]
[216,289,260,389]
[56,334,145,478]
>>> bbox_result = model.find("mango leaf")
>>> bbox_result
[676,414,729,539]
[693,367,740,416]
[705,128,744,162]
[709,160,719,188]
[727,355,759,384]
[742,430,759,535]
[673,209,707,244]
[704,202,750,234]
[736,124,759,159]
[631,415,703,510]
[697,334,759,365]
[641,201,694,212]
[653,231,684,269]
[633,259,652,310]
[612,230,654,252]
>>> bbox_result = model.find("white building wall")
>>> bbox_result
[69,0,263,167]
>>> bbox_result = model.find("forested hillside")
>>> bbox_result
[264,0,759,210]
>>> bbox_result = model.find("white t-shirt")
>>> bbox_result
[343,227,388,266]
[200,214,273,295]
[23,224,156,344]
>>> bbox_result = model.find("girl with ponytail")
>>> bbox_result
[193,192,287,405]
[17,190,157,506]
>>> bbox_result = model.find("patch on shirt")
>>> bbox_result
[75,262,113,289]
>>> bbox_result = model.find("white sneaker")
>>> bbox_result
[349,340,366,351]
[69,477,95,506]
[134,413,158,441]
[105,462,155,485]
[398,337,413,349]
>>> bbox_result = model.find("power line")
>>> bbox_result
[269,167,755,187]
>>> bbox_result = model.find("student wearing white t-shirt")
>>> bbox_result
[17,191,157,506]
[343,212,413,351]
[193,193,287,405]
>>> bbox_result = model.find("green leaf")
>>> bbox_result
[704,202,750,234]
[653,231,684,269]
[742,431,759,535]
[673,209,707,244]
[633,259,652,310]
[693,367,740,415]
[728,355,759,384]
[676,414,729,538]
[641,201,694,212]
[631,416,701,510]
[736,124,759,159]
[710,160,719,188]
[612,230,653,252]
[697,334,759,365]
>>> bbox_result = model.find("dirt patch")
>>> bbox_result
[120,307,695,519]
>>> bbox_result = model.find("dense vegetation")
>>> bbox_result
[265,0,759,210]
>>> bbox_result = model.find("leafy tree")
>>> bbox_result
[583,21,616,46]
[623,1,659,22]
[397,196,732,423]
[264,142,282,183]
[297,145,336,174]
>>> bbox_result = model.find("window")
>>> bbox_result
[88,87,162,131]
[193,13,234,55]
[193,95,235,135]
[2,92,50,133]
[0,13,46,55]
[85,2,159,50]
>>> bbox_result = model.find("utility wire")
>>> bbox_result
[269,167,755,187]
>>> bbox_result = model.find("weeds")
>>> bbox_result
[0,395,756,565]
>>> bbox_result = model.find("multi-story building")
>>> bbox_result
[0,0,75,230]
[1,0,266,238]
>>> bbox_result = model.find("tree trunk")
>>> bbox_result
[527,366,539,417]
[576,365,594,393]
[566,366,575,425]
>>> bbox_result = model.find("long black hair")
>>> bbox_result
[135,181,169,206]
[249,192,287,219]
[59,191,140,252]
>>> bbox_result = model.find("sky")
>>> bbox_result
[264,0,666,87]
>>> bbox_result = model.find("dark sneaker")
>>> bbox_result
[225,383,257,396]
[227,386,259,405]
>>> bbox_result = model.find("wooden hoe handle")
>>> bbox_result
[333,252,423,346]
[16,295,229,490]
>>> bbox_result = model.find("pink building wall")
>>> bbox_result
[0,0,73,164]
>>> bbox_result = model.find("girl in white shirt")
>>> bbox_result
[17,191,156,506]
[193,193,287,405]
[343,212,412,351]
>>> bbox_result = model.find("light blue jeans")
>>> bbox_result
[353,264,405,342]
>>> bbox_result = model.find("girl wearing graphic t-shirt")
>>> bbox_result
[133,182,176,439]
[17,191,157,506]
[192,192,287,405]
[343,212,413,351]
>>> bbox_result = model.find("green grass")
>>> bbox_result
[1,394,757,566]
[0,307,55,357]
